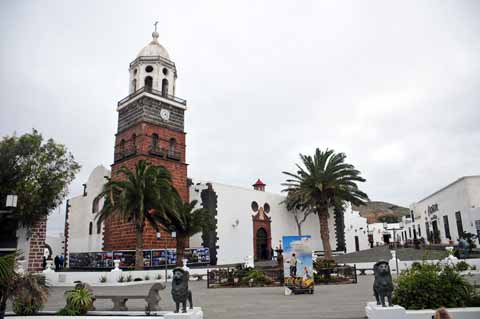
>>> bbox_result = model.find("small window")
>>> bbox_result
[145,65,154,73]
[132,133,137,149]
[151,134,159,150]
[119,139,126,155]
[92,197,100,214]
[264,203,270,213]
[162,79,169,97]
[168,138,176,156]
[162,68,168,75]
[89,222,93,235]
[145,76,153,90]
[133,68,138,75]
[97,222,101,234]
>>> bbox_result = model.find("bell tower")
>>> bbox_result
[103,30,188,251]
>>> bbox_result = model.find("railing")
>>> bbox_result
[314,264,357,285]
[114,147,137,162]
[207,267,283,288]
[149,146,165,157]
[149,146,181,162]
[118,86,186,106]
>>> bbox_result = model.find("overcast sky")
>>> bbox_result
[1,1,479,236]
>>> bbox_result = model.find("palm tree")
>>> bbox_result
[96,160,178,270]
[169,200,212,267]
[282,148,369,260]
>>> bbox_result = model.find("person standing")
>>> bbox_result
[54,255,60,271]
[289,253,297,277]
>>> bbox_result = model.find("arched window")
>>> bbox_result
[162,79,169,97]
[132,79,137,92]
[97,222,101,234]
[145,76,153,91]
[89,222,93,235]
[132,133,137,150]
[151,134,159,151]
[119,139,125,156]
[168,138,176,157]
[92,197,100,214]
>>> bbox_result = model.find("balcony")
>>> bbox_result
[149,146,181,162]
[118,86,186,107]
[114,146,137,162]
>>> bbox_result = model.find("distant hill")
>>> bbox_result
[352,201,410,224]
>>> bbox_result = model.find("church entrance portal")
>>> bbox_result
[251,201,272,261]
[256,228,269,260]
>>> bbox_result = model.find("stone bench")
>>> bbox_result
[94,283,166,311]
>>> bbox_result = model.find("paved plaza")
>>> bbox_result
[32,276,375,319]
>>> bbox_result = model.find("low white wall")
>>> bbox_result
[349,258,480,273]
[406,308,480,319]
[366,302,480,319]
[44,268,209,286]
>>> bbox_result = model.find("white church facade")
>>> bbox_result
[65,168,369,266]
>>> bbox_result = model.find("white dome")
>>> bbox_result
[137,32,170,59]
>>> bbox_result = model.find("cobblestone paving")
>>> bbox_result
[28,276,375,319]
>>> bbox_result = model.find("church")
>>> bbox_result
[64,31,369,268]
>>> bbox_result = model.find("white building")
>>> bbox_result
[408,176,480,245]
[343,206,369,253]
[64,166,369,266]
[66,165,109,258]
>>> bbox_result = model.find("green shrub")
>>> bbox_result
[126,274,133,282]
[456,261,470,272]
[65,287,94,315]
[118,275,125,283]
[241,269,273,286]
[11,273,48,315]
[313,258,336,271]
[393,263,474,309]
[144,274,150,280]
[57,305,81,316]
[155,273,162,280]
[99,275,107,283]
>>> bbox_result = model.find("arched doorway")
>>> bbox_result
[252,202,272,261]
[256,227,268,260]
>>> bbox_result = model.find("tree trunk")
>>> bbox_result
[296,223,302,236]
[294,214,302,236]
[318,210,333,260]
[134,228,144,270]
[175,233,187,267]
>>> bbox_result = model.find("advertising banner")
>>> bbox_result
[282,235,314,295]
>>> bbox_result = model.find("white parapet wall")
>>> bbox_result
[43,268,209,287]
[366,302,480,319]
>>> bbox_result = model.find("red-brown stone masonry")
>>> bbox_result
[115,122,186,159]
[104,121,189,251]
[27,217,47,272]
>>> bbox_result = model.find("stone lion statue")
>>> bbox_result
[373,260,393,307]
[171,268,193,313]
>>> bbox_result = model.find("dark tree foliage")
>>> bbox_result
[0,129,80,226]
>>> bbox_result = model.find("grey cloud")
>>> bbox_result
[0,0,479,235]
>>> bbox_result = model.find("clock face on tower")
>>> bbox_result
[160,109,170,121]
